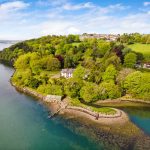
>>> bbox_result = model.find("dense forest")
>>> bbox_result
[0,34,150,102]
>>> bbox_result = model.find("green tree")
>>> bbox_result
[97,41,111,57]
[116,68,135,87]
[102,64,117,82]
[65,78,83,98]
[105,54,121,68]
[46,57,60,71]
[99,82,121,99]
[73,65,86,80]
[64,55,75,68]
[80,82,99,102]
[24,77,41,89]
[124,71,150,99]
[124,52,137,68]
[122,47,132,56]
[37,84,63,96]
[14,53,31,69]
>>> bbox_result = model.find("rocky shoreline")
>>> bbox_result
[12,83,129,123]
[11,82,150,150]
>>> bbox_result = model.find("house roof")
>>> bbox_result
[61,68,75,74]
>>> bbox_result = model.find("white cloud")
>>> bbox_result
[0,1,150,40]
[144,2,150,6]
[67,27,80,34]
[50,0,68,6]
[62,2,95,10]
[36,0,68,7]
[40,20,72,35]
[97,4,129,14]
[0,1,29,11]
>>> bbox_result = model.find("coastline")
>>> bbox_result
[11,82,150,150]
[63,107,128,125]
[95,98,150,105]
[11,82,130,125]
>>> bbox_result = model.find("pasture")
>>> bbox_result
[128,43,150,61]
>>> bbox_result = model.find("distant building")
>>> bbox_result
[44,95,62,102]
[135,62,150,69]
[143,63,150,69]
[79,33,120,41]
[61,69,75,78]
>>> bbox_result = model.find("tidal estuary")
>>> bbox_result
[0,58,150,149]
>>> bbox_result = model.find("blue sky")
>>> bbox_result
[0,0,150,40]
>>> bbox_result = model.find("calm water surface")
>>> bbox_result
[0,42,15,51]
[0,43,150,149]
[1,64,150,150]
[123,107,150,136]
[0,64,103,150]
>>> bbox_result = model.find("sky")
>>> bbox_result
[0,0,150,40]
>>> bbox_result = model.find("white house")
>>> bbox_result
[61,69,75,78]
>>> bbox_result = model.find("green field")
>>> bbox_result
[128,43,150,61]
[70,98,116,115]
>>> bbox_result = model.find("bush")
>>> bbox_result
[124,52,137,68]
[80,82,99,103]
[102,64,117,82]
[99,82,121,100]
[73,65,86,80]
[124,71,150,100]
[37,84,63,96]
[24,77,41,89]
[64,78,83,98]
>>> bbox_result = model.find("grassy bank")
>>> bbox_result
[94,100,150,109]
[128,43,150,61]
[69,98,116,115]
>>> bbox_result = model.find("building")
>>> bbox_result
[143,63,150,69]
[44,95,62,102]
[61,69,75,78]
[79,33,120,41]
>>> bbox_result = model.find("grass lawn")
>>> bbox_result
[40,70,60,78]
[90,107,116,115]
[128,43,150,61]
[70,98,116,115]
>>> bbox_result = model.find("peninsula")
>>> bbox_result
[0,33,150,149]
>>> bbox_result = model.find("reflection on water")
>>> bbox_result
[0,63,103,150]
[0,60,150,150]
[0,43,13,51]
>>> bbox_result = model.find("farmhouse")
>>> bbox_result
[143,63,150,69]
[61,68,75,78]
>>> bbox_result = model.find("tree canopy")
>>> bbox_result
[0,34,149,102]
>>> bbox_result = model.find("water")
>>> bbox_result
[0,43,11,51]
[0,64,103,150]
[0,44,150,150]
[1,64,150,150]
[123,107,150,136]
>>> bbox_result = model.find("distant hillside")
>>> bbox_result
[0,40,20,51]
[0,40,20,44]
